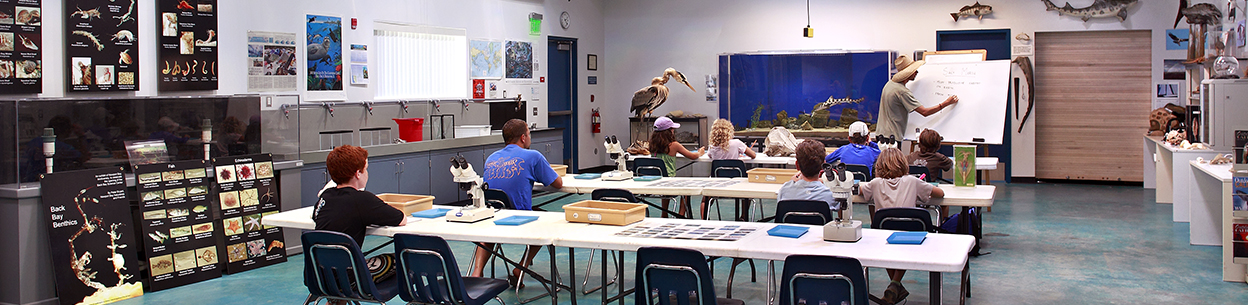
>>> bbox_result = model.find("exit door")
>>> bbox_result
[547,37,577,168]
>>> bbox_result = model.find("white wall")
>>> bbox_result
[603,0,1202,178]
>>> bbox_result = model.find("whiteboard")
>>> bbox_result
[904,60,1011,144]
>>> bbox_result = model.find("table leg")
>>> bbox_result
[931,271,942,305]
[601,249,608,305]
[960,261,970,305]
[617,250,627,305]
[550,245,559,305]
[766,260,774,305]
[569,248,578,305]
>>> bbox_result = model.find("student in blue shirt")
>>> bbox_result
[825,121,881,176]
[470,119,563,287]
[778,140,840,210]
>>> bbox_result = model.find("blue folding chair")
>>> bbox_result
[706,159,757,221]
[872,207,934,232]
[779,255,868,305]
[301,230,400,305]
[775,200,835,226]
[581,188,641,295]
[483,188,514,210]
[393,233,509,305]
[633,157,668,177]
[634,247,744,305]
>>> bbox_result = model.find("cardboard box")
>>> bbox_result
[376,194,434,214]
[551,164,568,176]
[747,168,799,184]
[564,200,646,226]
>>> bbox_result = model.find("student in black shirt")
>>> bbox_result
[312,145,406,290]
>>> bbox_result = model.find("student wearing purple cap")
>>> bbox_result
[648,116,705,217]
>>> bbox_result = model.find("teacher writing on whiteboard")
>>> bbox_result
[877,55,959,140]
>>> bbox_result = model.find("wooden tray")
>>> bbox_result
[551,164,568,176]
[747,168,798,184]
[376,194,434,214]
[563,200,646,226]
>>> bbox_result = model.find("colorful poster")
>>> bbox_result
[212,154,285,273]
[0,0,42,93]
[954,145,976,187]
[470,40,503,79]
[134,160,221,291]
[42,167,143,305]
[1165,28,1189,50]
[65,0,139,91]
[1234,176,1248,212]
[306,15,341,91]
[349,44,366,85]
[246,31,296,92]
[1235,130,1247,165]
[156,0,217,91]
[1234,224,1248,258]
[505,40,532,79]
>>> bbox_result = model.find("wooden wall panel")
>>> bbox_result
[1034,30,1151,182]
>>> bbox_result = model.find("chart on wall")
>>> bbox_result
[134,160,221,291]
[64,0,138,91]
[156,0,217,91]
[505,40,532,79]
[306,15,341,91]
[0,0,43,93]
[246,31,297,92]
[470,40,503,79]
[41,167,144,305]
[212,153,285,273]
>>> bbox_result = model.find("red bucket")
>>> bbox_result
[392,118,424,142]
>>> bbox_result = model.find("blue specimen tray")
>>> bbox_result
[493,215,539,226]
[575,173,602,179]
[412,208,452,218]
[767,225,809,238]
[886,232,928,244]
[632,175,662,182]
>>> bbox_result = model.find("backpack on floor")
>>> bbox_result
[937,208,989,257]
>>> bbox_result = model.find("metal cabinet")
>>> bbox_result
[300,165,329,208]
[365,157,401,195]
[397,154,431,195]
[429,148,483,204]
[533,140,564,165]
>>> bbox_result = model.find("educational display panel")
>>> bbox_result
[246,31,297,92]
[954,145,977,187]
[64,0,138,91]
[41,167,143,305]
[305,15,341,91]
[134,160,221,291]
[212,153,285,273]
[156,0,217,91]
[0,0,43,93]
[905,60,1010,144]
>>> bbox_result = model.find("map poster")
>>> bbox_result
[156,0,217,91]
[212,153,285,273]
[246,31,296,92]
[41,167,143,305]
[0,0,42,93]
[505,40,532,79]
[133,160,221,291]
[306,15,341,91]
[65,0,139,92]
[470,39,502,79]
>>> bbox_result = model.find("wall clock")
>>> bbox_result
[560,11,570,29]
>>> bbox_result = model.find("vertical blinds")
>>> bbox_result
[374,23,468,99]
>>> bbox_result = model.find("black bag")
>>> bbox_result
[938,209,988,257]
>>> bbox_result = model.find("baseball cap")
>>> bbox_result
[654,116,681,131]
[848,121,869,137]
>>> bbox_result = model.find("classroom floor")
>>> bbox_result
[110,183,1248,305]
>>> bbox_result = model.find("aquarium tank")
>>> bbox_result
[718,50,893,130]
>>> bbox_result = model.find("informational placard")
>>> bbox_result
[1235,130,1247,165]
[1233,223,1247,258]
[134,160,220,291]
[0,0,43,93]
[306,15,341,91]
[64,0,139,91]
[954,145,976,187]
[246,31,296,92]
[41,167,143,305]
[614,222,759,241]
[905,60,1011,144]
[212,153,285,273]
[156,0,216,91]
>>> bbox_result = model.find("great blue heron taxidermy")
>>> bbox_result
[630,68,695,118]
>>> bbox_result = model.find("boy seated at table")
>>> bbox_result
[907,128,952,178]
[777,140,841,211]
[859,147,944,304]
[825,121,881,176]
[312,145,408,286]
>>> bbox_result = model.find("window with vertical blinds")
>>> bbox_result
[374,22,468,99]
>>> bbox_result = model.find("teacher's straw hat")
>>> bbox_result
[891,55,925,83]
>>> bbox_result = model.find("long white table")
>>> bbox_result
[1147,135,1227,222]
[1189,161,1248,283]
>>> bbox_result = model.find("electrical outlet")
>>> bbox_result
[533,107,538,115]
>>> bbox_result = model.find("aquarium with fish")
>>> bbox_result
[717,50,893,134]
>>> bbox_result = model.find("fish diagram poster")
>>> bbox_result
[0,0,43,93]
[212,154,285,273]
[156,0,217,91]
[134,160,221,291]
[64,0,138,91]
[306,15,341,91]
[246,31,296,92]
[41,167,143,305]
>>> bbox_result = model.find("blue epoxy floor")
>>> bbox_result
[110,183,1248,304]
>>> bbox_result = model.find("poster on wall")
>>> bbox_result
[41,167,144,305]
[134,160,221,291]
[156,0,217,91]
[349,44,366,85]
[505,40,532,79]
[64,0,139,92]
[212,153,285,274]
[470,40,503,79]
[306,15,341,91]
[246,31,296,92]
[0,0,42,93]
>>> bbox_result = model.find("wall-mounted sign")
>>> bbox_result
[157,0,217,91]
[0,0,43,93]
[64,0,139,91]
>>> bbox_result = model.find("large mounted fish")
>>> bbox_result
[1012,56,1035,133]
[1041,0,1138,22]
[952,2,993,21]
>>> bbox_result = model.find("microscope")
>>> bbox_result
[601,135,634,181]
[445,154,495,223]
[876,134,899,151]
[822,161,863,242]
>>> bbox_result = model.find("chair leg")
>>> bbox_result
[581,249,618,294]
[302,294,320,305]
[494,296,507,305]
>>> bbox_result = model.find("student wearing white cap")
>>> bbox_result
[825,121,881,176]
[877,55,959,140]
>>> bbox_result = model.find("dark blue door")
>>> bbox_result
[936,29,1011,183]
[547,37,577,169]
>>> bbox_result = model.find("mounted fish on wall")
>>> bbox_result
[1040,0,1138,22]
[952,2,993,21]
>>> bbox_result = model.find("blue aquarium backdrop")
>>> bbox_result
[718,51,892,130]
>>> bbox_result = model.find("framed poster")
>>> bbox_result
[156,0,217,91]
[134,160,221,291]
[0,0,43,93]
[306,15,341,91]
[212,153,286,273]
[65,0,139,91]
[42,167,143,305]
[587,54,597,71]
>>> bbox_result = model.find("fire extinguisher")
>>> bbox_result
[591,108,601,133]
